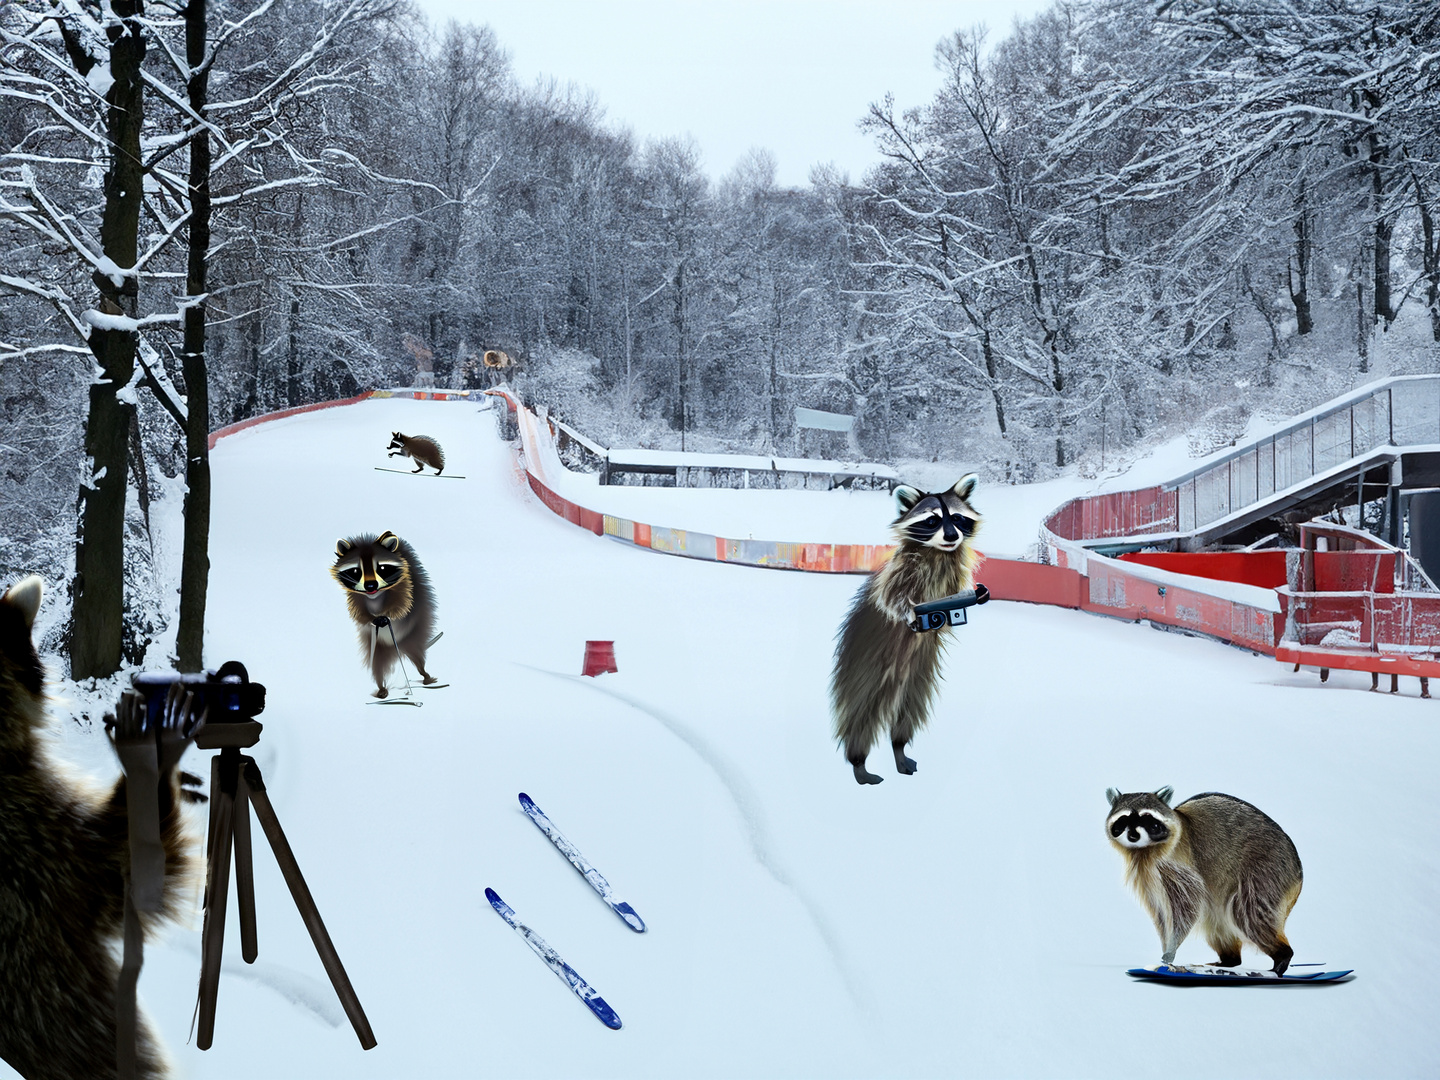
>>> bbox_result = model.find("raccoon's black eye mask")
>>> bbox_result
[335,564,404,589]
[1109,811,1168,840]
[906,496,974,537]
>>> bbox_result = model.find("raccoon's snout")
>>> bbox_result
[364,580,378,593]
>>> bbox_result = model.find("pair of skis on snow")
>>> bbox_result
[486,794,645,1030]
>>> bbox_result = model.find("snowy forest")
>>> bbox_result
[2,0,1439,674]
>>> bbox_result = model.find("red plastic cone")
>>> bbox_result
[582,640,617,677]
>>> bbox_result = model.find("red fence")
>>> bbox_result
[208,389,375,449]
[1119,551,1289,590]
[1044,486,1177,542]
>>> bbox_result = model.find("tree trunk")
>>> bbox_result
[176,0,212,673]
[1289,183,1313,335]
[287,298,301,407]
[1372,162,1394,326]
[980,326,1006,436]
[1419,194,1440,342]
[674,260,687,451]
[71,0,146,680]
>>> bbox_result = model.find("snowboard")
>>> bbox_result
[374,467,466,479]
[1127,963,1353,985]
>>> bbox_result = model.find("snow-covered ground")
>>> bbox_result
[20,397,1440,1078]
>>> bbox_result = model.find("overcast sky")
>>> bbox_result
[410,1,1052,188]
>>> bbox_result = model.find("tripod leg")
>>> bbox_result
[242,759,377,1050]
[233,779,258,964]
[117,880,142,1080]
[203,754,222,902]
[197,750,239,1051]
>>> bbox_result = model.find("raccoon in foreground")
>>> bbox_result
[387,431,445,474]
[831,475,982,785]
[1105,787,1303,973]
[331,531,440,697]
[0,577,198,1080]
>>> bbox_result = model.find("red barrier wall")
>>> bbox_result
[1118,551,1288,590]
[980,557,1082,608]
[208,390,375,449]
[1081,557,1278,653]
[1045,485,1177,542]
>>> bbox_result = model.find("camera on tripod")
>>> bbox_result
[132,659,265,730]
[910,584,990,632]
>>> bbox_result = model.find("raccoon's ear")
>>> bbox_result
[377,531,401,552]
[953,473,978,502]
[2,575,43,630]
[1105,787,1121,807]
[1155,785,1174,805]
[893,485,923,517]
[335,538,352,558]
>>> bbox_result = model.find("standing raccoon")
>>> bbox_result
[1105,787,1303,973]
[387,432,445,474]
[0,577,197,1080]
[331,531,440,697]
[831,475,982,785]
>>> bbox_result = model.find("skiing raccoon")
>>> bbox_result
[0,576,199,1080]
[831,475,983,785]
[387,432,445,475]
[1105,787,1303,973]
[331,531,440,697]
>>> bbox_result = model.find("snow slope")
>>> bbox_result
[28,398,1440,1078]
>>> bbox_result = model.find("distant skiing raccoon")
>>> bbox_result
[331,531,440,697]
[831,475,982,785]
[1105,787,1304,973]
[387,432,445,474]
[0,576,199,1080]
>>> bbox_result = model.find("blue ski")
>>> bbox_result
[519,793,646,933]
[484,887,622,1029]
[1127,963,1353,985]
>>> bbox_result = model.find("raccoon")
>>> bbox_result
[831,475,982,785]
[331,531,440,697]
[387,432,445,475]
[0,576,198,1080]
[1105,787,1303,973]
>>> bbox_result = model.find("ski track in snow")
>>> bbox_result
[521,663,873,1018]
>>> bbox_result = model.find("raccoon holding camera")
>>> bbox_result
[831,475,982,785]
[0,577,199,1080]
[1105,787,1303,973]
[331,531,440,697]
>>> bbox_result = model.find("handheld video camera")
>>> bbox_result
[132,660,265,726]
[909,584,990,632]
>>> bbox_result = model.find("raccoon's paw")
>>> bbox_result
[1269,944,1294,976]
[895,755,918,775]
[422,674,439,685]
[373,686,389,699]
[852,763,884,785]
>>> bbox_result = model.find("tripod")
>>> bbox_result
[195,718,376,1051]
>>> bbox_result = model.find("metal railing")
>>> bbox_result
[1169,375,1440,533]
